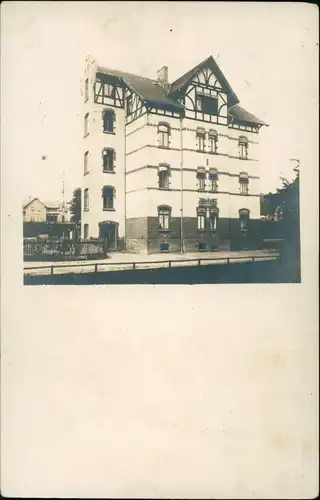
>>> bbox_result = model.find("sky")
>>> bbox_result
[1,1,318,203]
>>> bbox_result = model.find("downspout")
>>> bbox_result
[180,115,184,254]
[124,94,127,251]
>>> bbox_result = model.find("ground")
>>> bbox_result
[24,249,279,276]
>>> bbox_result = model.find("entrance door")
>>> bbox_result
[99,221,118,251]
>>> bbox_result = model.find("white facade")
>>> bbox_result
[81,54,267,252]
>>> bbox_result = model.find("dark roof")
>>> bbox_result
[96,59,268,127]
[97,66,184,112]
[229,105,268,126]
[169,55,239,107]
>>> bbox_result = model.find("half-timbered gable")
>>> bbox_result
[124,87,147,124]
[94,73,124,108]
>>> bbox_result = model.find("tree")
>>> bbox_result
[69,188,81,223]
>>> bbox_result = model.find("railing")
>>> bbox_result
[24,253,280,276]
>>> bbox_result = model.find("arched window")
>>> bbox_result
[239,208,250,231]
[102,186,115,210]
[238,136,248,159]
[197,206,206,231]
[196,127,206,152]
[158,205,171,230]
[158,163,171,189]
[196,166,206,191]
[102,148,116,172]
[103,109,115,133]
[208,205,219,232]
[239,172,249,195]
[84,188,89,211]
[84,151,89,175]
[208,168,218,192]
[84,223,89,239]
[84,113,89,137]
[158,122,171,148]
[208,129,218,154]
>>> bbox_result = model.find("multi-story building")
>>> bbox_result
[81,54,268,252]
[23,197,70,223]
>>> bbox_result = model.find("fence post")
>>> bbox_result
[95,263,98,273]
[168,260,171,268]
[133,262,136,270]
[198,259,201,266]
[51,266,54,276]
[227,258,230,265]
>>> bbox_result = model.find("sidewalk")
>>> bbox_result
[24,249,279,276]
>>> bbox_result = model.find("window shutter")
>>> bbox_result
[113,112,116,132]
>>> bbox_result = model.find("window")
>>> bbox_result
[158,122,170,148]
[102,186,115,210]
[196,95,218,115]
[103,109,115,133]
[209,129,218,153]
[239,209,250,231]
[46,213,58,223]
[158,163,171,189]
[127,96,133,115]
[196,128,205,151]
[197,207,206,230]
[209,209,218,231]
[160,243,169,252]
[208,168,218,192]
[239,172,249,195]
[197,167,206,191]
[239,136,248,159]
[84,78,89,102]
[196,94,203,111]
[84,113,89,137]
[158,205,171,230]
[84,151,89,174]
[84,224,89,239]
[102,148,115,172]
[104,83,116,98]
[84,188,89,211]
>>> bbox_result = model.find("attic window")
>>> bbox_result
[196,94,218,115]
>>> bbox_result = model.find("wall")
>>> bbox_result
[81,56,126,239]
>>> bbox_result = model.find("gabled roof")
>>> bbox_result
[23,197,38,208]
[229,105,268,126]
[22,197,61,209]
[96,57,267,127]
[97,66,184,112]
[169,55,239,107]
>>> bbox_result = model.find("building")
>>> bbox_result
[81,54,268,252]
[23,197,70,223]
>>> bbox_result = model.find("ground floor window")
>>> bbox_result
[46,213,58,223]
[209,209,218,231]
[197,203,219,231]
[84,223,89,239]
[197,211,206,230]
[158,205,171,230]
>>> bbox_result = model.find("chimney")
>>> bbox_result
[157,65,169,91]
